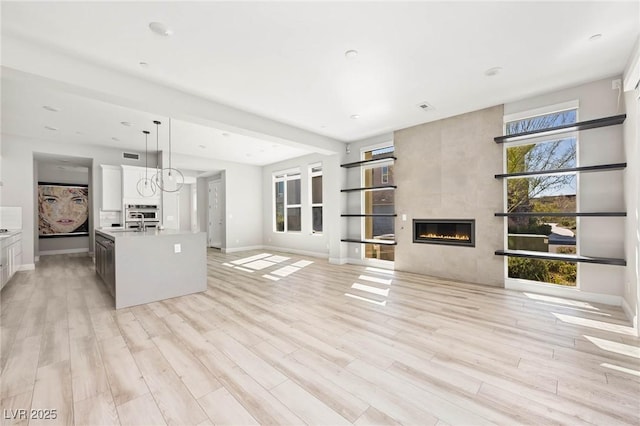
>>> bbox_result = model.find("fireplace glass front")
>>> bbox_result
[413,219,475,247]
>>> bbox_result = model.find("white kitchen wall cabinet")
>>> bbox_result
[121,165,160,203]
[101,165,123,211]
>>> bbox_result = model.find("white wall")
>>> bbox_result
[504,77,627,302]
[179,155,263,252]
[262,153,341,258]
[623,37,639,330]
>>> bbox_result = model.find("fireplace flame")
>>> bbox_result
[419,233,470,241]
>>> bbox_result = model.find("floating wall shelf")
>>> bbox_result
[495,249,626,266]
[495,212,626,217]
[341,214,397,217]
[341,238,397,246]
[340,156,397,168]
[494,162,627,179]
[494,114,626,144]
[341,185,397,193]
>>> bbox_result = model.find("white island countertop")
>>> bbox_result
[95,228,207,309]
[96,228,202,239]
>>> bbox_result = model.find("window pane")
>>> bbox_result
[506,109,577,135]
[275,181,284,232]
[508,258,576,286]
[507,175,576,214]
[287,207,301,232]
[312,175,322,204]
[312,206,322,233]
[287,179,301,205]
[507,138,576,174]
[363,146,395,261]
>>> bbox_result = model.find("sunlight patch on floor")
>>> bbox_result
[584,335,640,359]
[600,362,640,378]
[344,293,387,306]
[358,275,392,286]
[524,292,599,310]
[553,313,635,335]
[351,283,390,297]
[365,266,394,275]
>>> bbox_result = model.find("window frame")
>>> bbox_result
[309,163,323,234]
[502,101,581,287]
[273,168,301,233]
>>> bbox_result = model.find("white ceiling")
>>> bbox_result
[1,1,639,170]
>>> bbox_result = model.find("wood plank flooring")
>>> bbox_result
[1,250,639,425]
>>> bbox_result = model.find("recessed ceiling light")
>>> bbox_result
[221,132,230,137]
[44,126,58,131]
[42,105,59,112]
[350,114,360,120]
[60,160,70,163]
[198,144,206,149]
[111,137,120,141]
[345,49,359,59]
[484,66,502,77]
[149,22,173,37]
[139,61,149,68]
[76,131,84,135]
[246,153,252,157]
[589,34,603,42]
[120,121,132,127]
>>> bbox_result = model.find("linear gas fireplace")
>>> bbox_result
[413,219,475,247]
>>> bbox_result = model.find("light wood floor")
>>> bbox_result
[1,250,639,425]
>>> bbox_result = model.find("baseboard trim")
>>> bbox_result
[506,278,622,306]
[18,263,35,271]
[621,297,638,333]
[261,245,328,259]
[39,248,90,256]
[345,257,395,270]
[329,257,348,265]
[221,245,264,254]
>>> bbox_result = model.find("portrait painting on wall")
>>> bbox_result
[38,182,89,237]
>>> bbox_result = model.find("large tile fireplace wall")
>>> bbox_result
[394,105,504,286]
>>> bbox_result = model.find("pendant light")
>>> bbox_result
[136,130,157,197]
[154,117,184,193]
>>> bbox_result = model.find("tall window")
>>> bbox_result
[274,169,301,232]
[505,107,578,286]
[363,146,395,261]
[310,164,323,233]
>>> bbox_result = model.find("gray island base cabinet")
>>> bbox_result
[95,229,207,309]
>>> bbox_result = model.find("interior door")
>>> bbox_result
[208,180,223,248]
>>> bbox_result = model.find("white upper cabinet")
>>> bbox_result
[121,165,160,202]
[101,165,122,211]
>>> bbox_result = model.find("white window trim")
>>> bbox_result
[309,163,323,235]
[502,106,580,288]
[273,169,301,233]
[503,100,579,124]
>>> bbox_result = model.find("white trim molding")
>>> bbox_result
[621,298,638,334]
[506,278,622,306]
[38,248,90,256]
[18,263,35,271]
[623,36,640,92]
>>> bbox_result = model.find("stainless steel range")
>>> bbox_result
[124,204,160,230]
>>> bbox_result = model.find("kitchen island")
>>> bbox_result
[95,228,207,309]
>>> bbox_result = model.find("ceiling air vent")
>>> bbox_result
[122,152,140,160]
[417,101,434,112]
